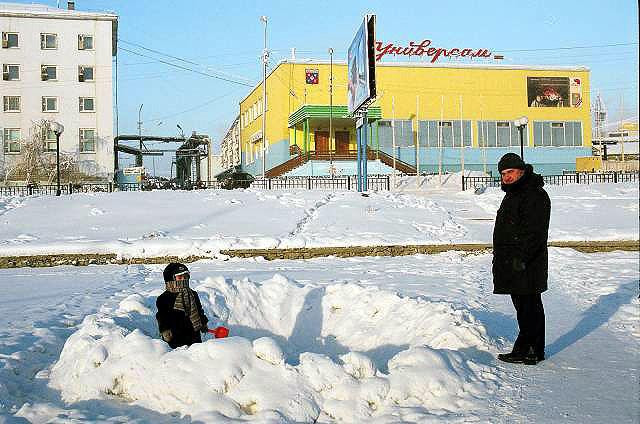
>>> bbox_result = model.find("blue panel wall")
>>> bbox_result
[241,139,292,176]
[380,146,592,175]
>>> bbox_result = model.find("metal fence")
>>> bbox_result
[252,175,391,191]
[0,175,392,197]
[462,171,639,191]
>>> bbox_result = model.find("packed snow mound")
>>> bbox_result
[49,275,497,422]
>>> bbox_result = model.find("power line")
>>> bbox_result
[145,88,243,122]
[119,47,254,87]
[118,39,254,84]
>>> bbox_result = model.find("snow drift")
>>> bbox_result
[49,274,498,422]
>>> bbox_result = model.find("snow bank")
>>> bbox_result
[49,274,497,422]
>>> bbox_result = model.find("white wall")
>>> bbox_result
[0,8,115,179]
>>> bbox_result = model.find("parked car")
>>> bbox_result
[216,169,254,189]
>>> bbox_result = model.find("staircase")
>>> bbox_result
[266,149,417,177]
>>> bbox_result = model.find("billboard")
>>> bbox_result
[347,14,376,114]
[527,77,571,108]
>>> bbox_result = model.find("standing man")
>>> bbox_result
[493,153,551,365]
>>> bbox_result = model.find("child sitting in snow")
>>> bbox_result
[156,263,209,348]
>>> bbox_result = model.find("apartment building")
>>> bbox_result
[220,115,240,171]
[0,1,117,179]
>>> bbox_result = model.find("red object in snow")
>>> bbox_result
[207,326,229,338]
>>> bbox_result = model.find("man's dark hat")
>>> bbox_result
[163,263,189,282]
[498,153,526,173]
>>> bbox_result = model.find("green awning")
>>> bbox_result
[288,105,382,128]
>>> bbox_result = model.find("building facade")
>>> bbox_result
[220,114,240,171]
[237,60,592,176]
[0,2,117,180]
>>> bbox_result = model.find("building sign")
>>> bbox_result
[374,39,493,63]
[347,14,377,114]
[527,77,582,108]
[305,69,319,84]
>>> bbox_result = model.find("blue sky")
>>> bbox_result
[8,0,639,173]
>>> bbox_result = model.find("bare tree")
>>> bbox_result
[3,119,77,185]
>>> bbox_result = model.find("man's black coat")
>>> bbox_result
[156,290,208,349]
[492,165,551,295]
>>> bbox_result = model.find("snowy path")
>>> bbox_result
[0,183,637,257]
[0,250,637,422]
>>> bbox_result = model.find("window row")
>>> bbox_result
[241,98,264,129]
[3,96,95,113]
[2,64,95,82]
[2,128,97,153]
[376,120,583,148]
[2,31,94,50]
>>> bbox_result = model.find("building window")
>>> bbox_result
[41,65,57,81]
[79,97,95,112]
[418,120,472,147]
[78,34,94,50]
[477,120,526,148]
[2,64,19,81]
[43,128,57,152]
[533,121,583,147]
[42,97,58,112]
[40,33,58,49]
[78,65,94,82]
[377,119,414,148]
[1,32,18,48]
[79,128,96,152]
[3,128,21,153]
[3,96,20,112]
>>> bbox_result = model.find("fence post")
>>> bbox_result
[307,176,312,190]
[576,173,579,184]
[386,175,390,191]
[614,172,618,183]
[108,182,113,192]
[462,175,465,191]
[347,176,351,191]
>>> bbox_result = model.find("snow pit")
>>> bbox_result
[49,274,497,422]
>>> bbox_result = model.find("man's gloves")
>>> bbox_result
[160,329,173,342]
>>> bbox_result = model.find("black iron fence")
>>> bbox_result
[252,175,391,191]
[0,176,392,197]
[3,172,633,196]
[462,171,639,191]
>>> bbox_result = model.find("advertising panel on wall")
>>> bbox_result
[347,14,376,115]
[527,76,571,107]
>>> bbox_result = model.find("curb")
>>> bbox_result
[0,241,637,269]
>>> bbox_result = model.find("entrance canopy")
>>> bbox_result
[288,105,381,128]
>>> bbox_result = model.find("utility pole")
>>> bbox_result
[329,47,334,170]
[137,103,143,167]
[260,16,268,179]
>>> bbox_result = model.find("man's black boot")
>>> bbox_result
[523,347,544,365]
[497,351,525,364]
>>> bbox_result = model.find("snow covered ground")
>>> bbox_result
[0,179,637,258]
[0,250,638,423]
[0,181,638,422]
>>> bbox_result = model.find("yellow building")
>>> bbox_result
[238,60,591,176]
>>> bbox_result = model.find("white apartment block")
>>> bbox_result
[0,1,117,179]
[220,115,240,170]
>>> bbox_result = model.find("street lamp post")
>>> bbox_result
[50,122,64,196]
[260,15,268,179]
[515,116,528,160]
